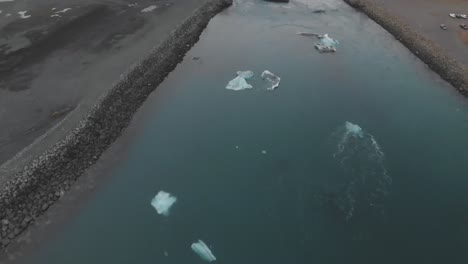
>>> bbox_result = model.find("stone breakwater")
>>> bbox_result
[344,0,468,96]
[0,0,232,249]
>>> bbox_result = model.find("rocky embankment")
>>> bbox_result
[344,0,468,96]
[0,0,232,249]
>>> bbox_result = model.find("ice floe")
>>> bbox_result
[18,11,30,19]
[151,191,177,216]
[191,240,216,262]
[226,70,254,91]
[141,5,158,12]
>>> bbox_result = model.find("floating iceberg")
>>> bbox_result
[315,34,339,53]
[297,32,339,53]
[226,70,254,91]
[226,76,253,91]
[319,33,339,46]
[191,240,216,262]
[18,11,31,19]
[141,5,158,12]
[151,191,177,216]
[261,70,281,90]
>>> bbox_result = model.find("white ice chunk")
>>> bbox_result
[0,0,14,2]
[141,5,157,12]
[236,70,254,79]
[18,11,30,19]
[345,121,363,137]
[261,70,281,90]
[191,240,216,262]
[261,150,267,154]
[226,76,253,91]
[55,8,72,14]
[151,191,177,216]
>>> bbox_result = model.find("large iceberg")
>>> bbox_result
[191,240,217,262]
[151,191,177,216]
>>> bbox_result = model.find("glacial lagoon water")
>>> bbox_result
[22,0,468,263]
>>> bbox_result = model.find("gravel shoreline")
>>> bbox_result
[344,0,468,96]
[0,0,232,250]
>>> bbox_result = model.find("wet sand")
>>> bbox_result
[0,0,206,165]
[376,0,468,65]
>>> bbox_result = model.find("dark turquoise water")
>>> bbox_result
[25,0,468,263]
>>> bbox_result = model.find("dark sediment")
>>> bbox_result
[344,0,468,96]
[0,0,232,250]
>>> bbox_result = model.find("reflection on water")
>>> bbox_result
[20,0,468,264]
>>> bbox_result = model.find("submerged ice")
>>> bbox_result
[331,122,391,221]
[151,191,177,216]
[191,240,216,262]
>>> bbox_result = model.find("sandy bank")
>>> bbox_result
[344,0,468,96]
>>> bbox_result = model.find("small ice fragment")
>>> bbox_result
[164,251,169,257]
[191,240,216,262]
[0,0,14,2]
[151,191,177,216]
[55,8,72,14]
[141,5,157,12]
[345,121,364,138]
[261,150,267,154]
[261,70,281,90]
[6,13,11,17]
[235,145,239,149]
[51,14,60,18]
[226,76,253,91]
[51,7,56,10]
[18,11,31,19]
[236,70,254,79]
[0,10,2,14]
[314,33,339,52]
[128,3,137,7]
[315,43,336,52]
[319,33,339,46]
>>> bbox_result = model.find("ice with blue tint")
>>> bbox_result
[191,240,217,262]
[150,191,177,216]
[226,70,254,91]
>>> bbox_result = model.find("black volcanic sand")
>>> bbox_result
[0,0,231,252]
[0,0,204,165]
